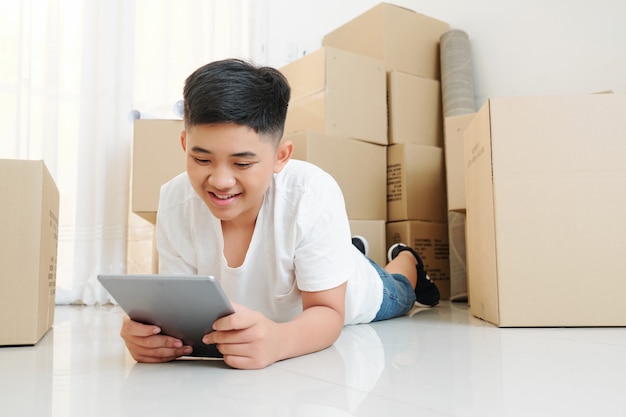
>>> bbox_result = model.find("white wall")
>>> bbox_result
[263,0,626,110]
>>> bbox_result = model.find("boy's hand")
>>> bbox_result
[203,303,281,370]
[120,315,193,362]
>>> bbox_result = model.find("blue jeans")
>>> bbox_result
[368,258,416,322]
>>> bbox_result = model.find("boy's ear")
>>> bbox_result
[274,140,293,173]
[180,130,187,152]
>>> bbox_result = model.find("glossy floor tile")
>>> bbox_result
[1,302,625,417]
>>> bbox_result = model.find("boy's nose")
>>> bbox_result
[207,169,236,189]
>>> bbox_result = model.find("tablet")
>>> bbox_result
[97,274,234,358]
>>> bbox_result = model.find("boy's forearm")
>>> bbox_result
[276,305,344,362]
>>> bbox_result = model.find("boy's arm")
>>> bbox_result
[205,282,347,370]
[283,281,347,357]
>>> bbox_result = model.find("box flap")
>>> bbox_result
[464,101,501,325]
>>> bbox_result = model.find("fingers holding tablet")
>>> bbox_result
[120,315,193,362]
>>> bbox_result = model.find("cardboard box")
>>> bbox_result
[388,71,442,146]
[132,119,185,223]
[323,3,449,79]
[464,94,626,327]
[288,130,386,220]
[0,160,59,346]
[443,113,475,211]
[386,220,450,300]
[349,219,387,267]
[387,144,447,222]
[281,47,387,145]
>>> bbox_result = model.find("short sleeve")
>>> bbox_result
[292,172,354,292]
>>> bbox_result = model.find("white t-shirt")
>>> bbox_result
[156,159,383,325]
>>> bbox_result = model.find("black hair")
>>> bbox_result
[183,59,290,144]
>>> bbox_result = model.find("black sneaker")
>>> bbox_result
[351,235,369,257]
[387,243,440,307]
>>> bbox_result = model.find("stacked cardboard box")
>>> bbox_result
[0,160,59,346]
[130,119,185,273]
[281,46,388,146]
[280,43,389,265]
[131,119,185,224]
[283,3,451,296]
[322,3,448,79]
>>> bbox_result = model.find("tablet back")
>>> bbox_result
[98,274,234,357]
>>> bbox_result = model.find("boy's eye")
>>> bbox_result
[235,162,253,169]
[193,157,210,164]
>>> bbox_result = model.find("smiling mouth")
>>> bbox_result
[210,192,240,200]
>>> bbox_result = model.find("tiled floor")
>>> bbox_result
[2,302,625,416]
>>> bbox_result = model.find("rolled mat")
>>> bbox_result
[440,29,476,117]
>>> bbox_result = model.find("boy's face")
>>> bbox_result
[181,123,291,227]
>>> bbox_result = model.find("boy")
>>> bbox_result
[120,59,439,369]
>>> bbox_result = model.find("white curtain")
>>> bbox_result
[0,0,266,305]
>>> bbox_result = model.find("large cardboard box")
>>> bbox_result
[387,144,447,222]
[443,113,475,211]
[288,130,386,220]
[386,220,450,300]
[132,119,185,223]
[349,219,387,267]
[281,47,387,145]
[388,71,442,147]
[323,3,449,79]
[464,94,626,327]
[0,160,59,346]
